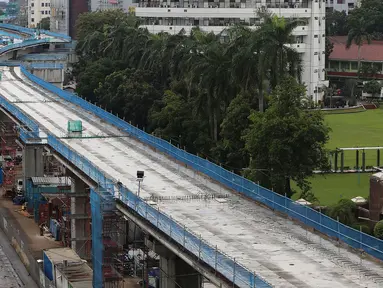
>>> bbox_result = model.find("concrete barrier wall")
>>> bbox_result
[0,208,53,287]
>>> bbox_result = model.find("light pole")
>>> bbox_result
[136,171,144,197]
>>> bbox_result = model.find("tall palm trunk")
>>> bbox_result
[357,45,362,77]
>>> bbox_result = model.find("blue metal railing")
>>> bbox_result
[21,53,68,61]
[47,135,271,288]
[0,38,52,55]
[0,93,39,136]
[19,64,383,264]
[39,30,71,42]
[28,63,64,69]
[0,24,71,42]
[0,30,23,39]
[0,23,35,36]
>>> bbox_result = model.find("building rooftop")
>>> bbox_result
[44,247,81,264]
[31,176,71,186]
[44,248,92,288]
[329,36,383,62]
[56,262,93,288]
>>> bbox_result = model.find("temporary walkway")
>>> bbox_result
[1,66,383,287]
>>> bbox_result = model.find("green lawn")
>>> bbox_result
[325,109,383,168]
[326,108,383,149]
[293,173,370,206]
[297,109,383,205]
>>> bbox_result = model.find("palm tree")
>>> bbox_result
[346,11,373,74]
[228,26,267,111]
[258,14,304,89]
[186,30,232,141]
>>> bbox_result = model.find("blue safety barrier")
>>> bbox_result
[47,135,271,288]
[20,64,383,265]
[0,30,23,39]
[28,63,64,69]
[0,38,52,56]
[0,23,71,42]
[21,53,68,61]
[39,30,71,42]
[0,94,39,137]
[0,23,35,36]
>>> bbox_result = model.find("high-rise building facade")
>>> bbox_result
[136,0,328,102]
[50,0,89,38]
[90,0,123,11]
[325,0,361,13]
[27,0,50,28]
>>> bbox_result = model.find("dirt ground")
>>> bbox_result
[123,277,141,288]
[0,198,61,257]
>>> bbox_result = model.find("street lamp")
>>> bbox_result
[136,171,144,197]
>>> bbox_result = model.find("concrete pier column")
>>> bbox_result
[22,145,44,190]
[69,172,89,258]
[159,254,202,288]
[150,240,202,288]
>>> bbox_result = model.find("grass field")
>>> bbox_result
[325,108,383,168]
[297,109,383,205]
[326,108,383,149]
[293,173,370,206]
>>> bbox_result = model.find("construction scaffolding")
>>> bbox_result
[0,121,21,196]
[91,186,125,288]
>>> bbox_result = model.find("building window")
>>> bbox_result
[31,10,34,14]
[330,61,339,70]
[314,35,318,38]
[31,3,34,7]
[341,61,349,71]
[351,62,358,70]
[31,18,35,22]
[41,3,44,6]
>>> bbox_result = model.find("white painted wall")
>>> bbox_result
[136,0,327,102]
[27,0,51,28]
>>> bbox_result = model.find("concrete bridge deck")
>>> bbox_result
[1,66,383,287]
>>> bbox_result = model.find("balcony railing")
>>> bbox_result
[137,1,309,9]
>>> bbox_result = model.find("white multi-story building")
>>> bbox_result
[27,0,51,28]
[325,0,360,13]
[136,0,327,102]
[90,0,123,11]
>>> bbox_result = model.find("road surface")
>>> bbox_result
[1,66,383,287]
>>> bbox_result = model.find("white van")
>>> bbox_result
[16,179,23,193]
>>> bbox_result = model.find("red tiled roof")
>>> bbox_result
[329,36,383,62]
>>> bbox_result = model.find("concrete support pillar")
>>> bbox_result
[150,241,202,288]
[22,145,44,190]
[69,172,88,258]
[159,254,202,288]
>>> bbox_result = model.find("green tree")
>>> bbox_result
[212,94,252,173]
[374,220,383,239]
[364,80,382,97]
[37,17,50,30]
[244,77,330,197]
[346,9,373,73]
[328,199,356,226]
[149,86,212,154]
[326,10,348,36]
[259,15,303,89]
[95,69,161,129]
[75,58,125,103]
[325,37,334,68]
[343,79,358,106]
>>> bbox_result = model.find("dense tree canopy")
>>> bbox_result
[73,10,330,198]
[37,17,50,30]
[244,77,330,197]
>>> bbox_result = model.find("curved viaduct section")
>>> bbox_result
[0,29,381,287]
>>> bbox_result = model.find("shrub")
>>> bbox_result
[374,220,383,239]
[327,199,357,226]
[351,223,371,235]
